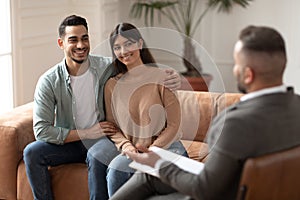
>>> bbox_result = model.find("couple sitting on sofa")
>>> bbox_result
[23,15,186,200]
[24,14,300,200]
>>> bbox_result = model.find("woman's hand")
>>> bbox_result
[122,143,138,154]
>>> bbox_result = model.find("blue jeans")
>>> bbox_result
[106,141,188,197]
[23,136,119,200]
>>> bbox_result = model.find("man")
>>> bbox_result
[23,15,180,200]
[110,26,300,200]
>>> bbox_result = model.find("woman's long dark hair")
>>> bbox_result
[109,23,156,74]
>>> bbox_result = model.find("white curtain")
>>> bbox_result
[0,0,13,113]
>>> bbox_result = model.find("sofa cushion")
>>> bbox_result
[18,161,89,200]
[178,91,218,142]
[178,91,242,143]
[181,140,209,162]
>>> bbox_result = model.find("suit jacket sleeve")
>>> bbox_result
[158,151,240,200]
[158,110,246,200]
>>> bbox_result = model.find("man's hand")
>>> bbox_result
[65,121,119,143]
[164,69,181,91]
[99,121,119,136]
[123,144,161,168]
[81,121,119,139]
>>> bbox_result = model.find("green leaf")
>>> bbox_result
[129,1,179,26]
[208,0,253,13]
[130,0,252,34]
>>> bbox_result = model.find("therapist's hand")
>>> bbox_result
[123,145,161,168]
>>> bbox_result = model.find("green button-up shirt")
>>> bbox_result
[33,55,116,144]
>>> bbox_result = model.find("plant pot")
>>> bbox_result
[180,74,213,91]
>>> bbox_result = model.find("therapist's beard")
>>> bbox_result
[237,82,247,94]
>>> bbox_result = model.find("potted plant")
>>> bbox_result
[130,0,252,91]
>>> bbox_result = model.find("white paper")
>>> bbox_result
[129,146,204,178]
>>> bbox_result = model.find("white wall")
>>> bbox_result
[11,0,107,106]
[118,0,300,93]
[11,0,300,106]
[200,0,300,93]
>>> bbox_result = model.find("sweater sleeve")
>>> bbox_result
[104,78,133,150]
[151,86,181,148]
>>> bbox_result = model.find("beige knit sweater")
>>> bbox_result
[104,66,182,151]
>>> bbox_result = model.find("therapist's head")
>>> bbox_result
[233,25,286,93]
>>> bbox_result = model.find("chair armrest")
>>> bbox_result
[0,102,34,199]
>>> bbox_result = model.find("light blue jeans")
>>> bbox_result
[23,136,119,200]
[107,141,188,197]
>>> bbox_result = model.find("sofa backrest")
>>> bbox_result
[177,90,242,142]
[0,91,243,151]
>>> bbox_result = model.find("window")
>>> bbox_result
[0,0,13,114]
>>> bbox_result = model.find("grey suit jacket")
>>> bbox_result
[159,88,300,200]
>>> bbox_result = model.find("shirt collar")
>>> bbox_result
[240,84,287,102]
[63,55,92,83]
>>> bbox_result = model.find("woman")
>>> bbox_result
[104,23,188,197]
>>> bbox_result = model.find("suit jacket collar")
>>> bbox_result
[229,87,295,111]
[240,85,288,102]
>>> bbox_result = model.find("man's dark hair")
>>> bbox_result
[58,15,88,37]
[239,25,286,57]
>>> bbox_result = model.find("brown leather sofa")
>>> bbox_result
[1,90,296,200]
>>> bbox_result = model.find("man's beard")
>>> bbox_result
[237,82,247,94]
[72,57,85,64]
[236,72,247,94]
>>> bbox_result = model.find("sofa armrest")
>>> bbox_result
[0,102,34,199]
